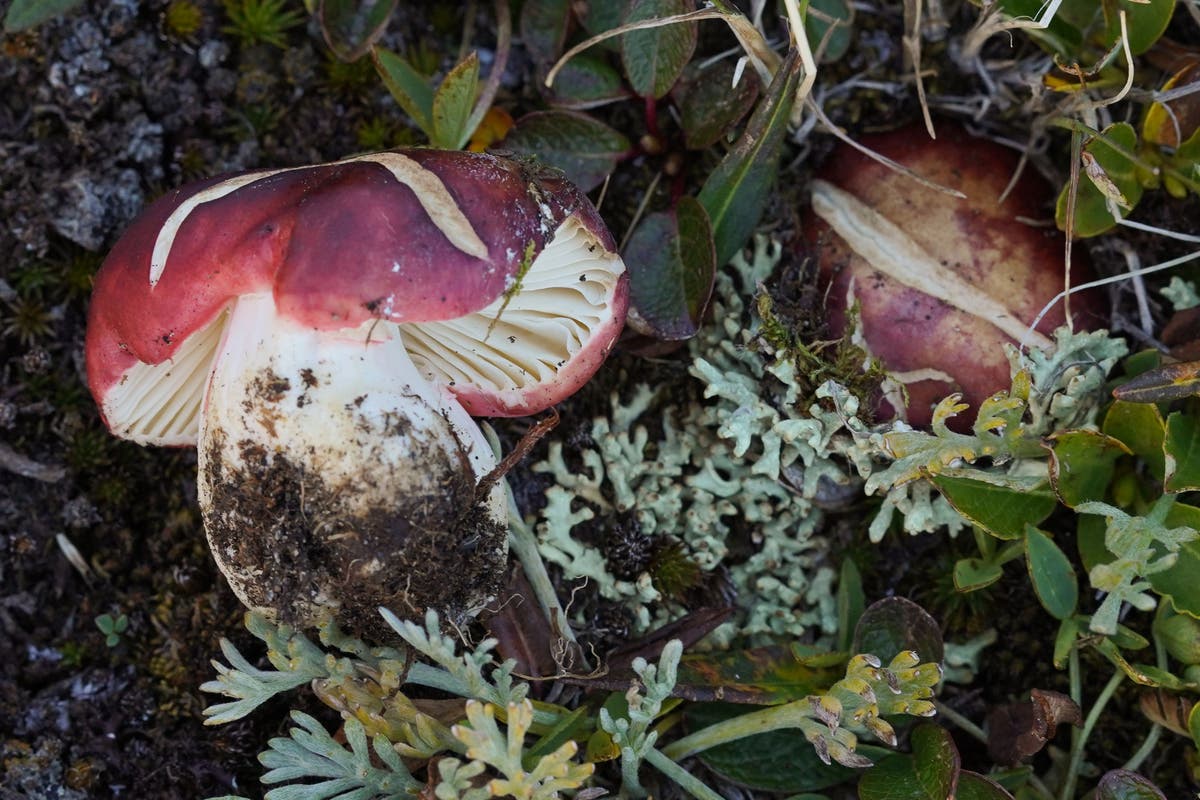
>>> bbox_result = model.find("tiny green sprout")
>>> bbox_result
[95,613,129,647]
[222,0,305,49]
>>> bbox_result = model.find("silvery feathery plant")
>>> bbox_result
[201,605,943,800]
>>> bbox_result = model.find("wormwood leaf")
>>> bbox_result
[201,626,326,725]
[448,700,594,800]
[1078,496,1198,634]
[260,712,420,799]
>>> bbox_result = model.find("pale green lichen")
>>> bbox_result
[533,238,840,645]
[1162,276,1200,311]
[531,235,1126,643]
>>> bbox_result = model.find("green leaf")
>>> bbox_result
[1189,701,1200,750]
[620,0,697,99]
[1113,360,1200,404]
[698,49,802,266]
[675,644,842,705]
[995,0,1082,56]
[853,597,944,667]
[373,47,434,134]
[1025,526,1078,620]
[1102,399,1166,480]
[1148,503,1200,617]
[674,59,759,150]
[318,0,396,62]
[1154,611,1200,664]
[502,110,630,192]
[545,53,627,109]
[519,0,572,65]
[1077,512,1112,573]
[681,705,859,791]
[1095,768,1169,800]
[956,771,1016,800]
[624,197,716,341]
[1164,411,1200,493]
[432,52,480,150]
[1098,0,1175,56]
[1053,617,1080,669]
[3,0,83,31]
[928,473,1057,541]
[1056,122,1144,237]
[806,0,855,63]
[1045,430,1130,507]
[858,724,960,800]
[684,703,858,792]
[837,558,866,652]
[953,558,1004,592]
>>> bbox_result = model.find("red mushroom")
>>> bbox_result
[86,150,628,634]
[805,122,1098,427]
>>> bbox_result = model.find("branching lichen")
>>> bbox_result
[531,234,1126,641]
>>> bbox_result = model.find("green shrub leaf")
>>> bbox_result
[929,472,1056,541]
[698,49,801,266]
[858,724,959,800]
[954,558,1005,593]
[1045,429,1130,507]
[624,197,716,341]
[502,110,630,192]
[373,47,434,133]
[1056,122,1143,238]
[621,0,697,99]
[853,597,943,667]
[684,703,859,792]
[432,53,480,150]
[1096,768,1169,800]
[3,0,84,32]
[318,0,396,62]
[1025,526,1078,620]
[674,60,759,150]
[1102,399,1166,480]
[1164,411,1200,493]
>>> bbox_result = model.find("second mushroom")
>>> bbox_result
[86,150,629,636]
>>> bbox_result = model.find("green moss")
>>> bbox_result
[164,0,204,39]
[222,0,305,50]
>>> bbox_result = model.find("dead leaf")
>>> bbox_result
[987,689,1082,765]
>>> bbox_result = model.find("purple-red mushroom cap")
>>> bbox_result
[84,149,629,632]
[86,149,629,445]
[804,122,1100,428]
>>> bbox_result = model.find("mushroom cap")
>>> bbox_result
[806,122,1100,427]
[86,150,628,444]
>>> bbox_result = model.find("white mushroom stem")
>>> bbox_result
[196,293,505,614]
[810,178,1054,351]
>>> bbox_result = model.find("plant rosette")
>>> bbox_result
[85,150,629,638]
[804,121,1101,427]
